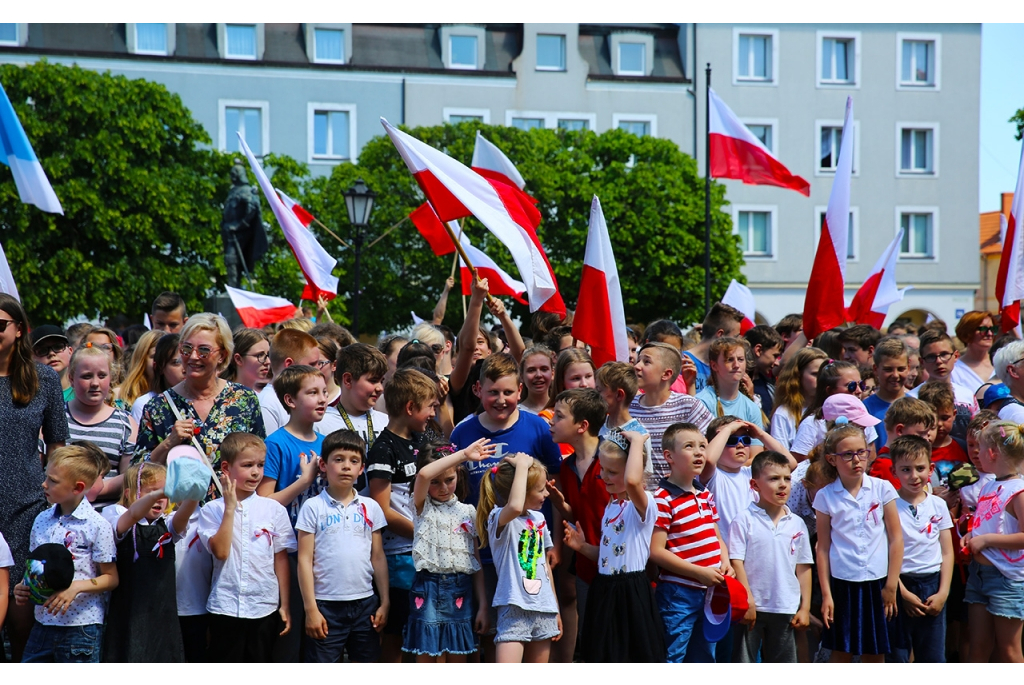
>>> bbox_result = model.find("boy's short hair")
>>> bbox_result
[596,361,639,404]
[883,397,936,431]
[701,303,745,341]
[918,329,954,355]
[479,352,520,385]
[642,320,685,349]
[309,322,356,348]
[744,324,783,352]
[50,443,109,486]
[335,342,388,385]
[270,329,319,370]
[637,342,682,383]
[663,422,702,453]
[273,364,324,408]
[837,324,882,351]
[322,429,367,463]
[872,336,909,365]
[917,380,954,412]
[543,325,573,353]
[152,291,186,316]
[220,432,266,465]
[706,414,741,442]
[554,388,607,437]
[889,435,932,465]
[968,409,999,436]
[751,450,791,478]
[775,314,803,338]
[384,368,438,417]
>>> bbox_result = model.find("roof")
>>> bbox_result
[980,211,1003,256]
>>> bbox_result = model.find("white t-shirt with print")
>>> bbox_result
[597,493,657,575]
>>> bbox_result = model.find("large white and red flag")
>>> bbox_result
[803,98,854,339]
[721,280,756,334]
[226,286,296,328]
[238,135,339,301]
[709,88,810,197]
[996,142,1024,333]
[846,229,911,329]
[409,202,456,256]
[571,196,628,368]
[458,233,527,305]
[381,118,564,315]
[275,188,315,229]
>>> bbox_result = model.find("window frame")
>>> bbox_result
[895,121,940,178]
[815,30,861,89]
[0,23,28,47]
[218,99,270,156]
[814,206,861,263]
[536,33,567,72]
[612,113,657,138]
[732,204,778,261]
[307,102,357,165]
[895,206,940,262]
[814,119,861,177]
[444,108,491,125]
[896,32,941,91]
[740,117,779,156]
[505,110,597,131]
[732,28,779,87]
[313,28,345,65]
[217,23,264,61]
[616,41,646,76]
[440,25,486,71]
[448,35,479,70]
[126,23,174,56]
[303,24,352,65]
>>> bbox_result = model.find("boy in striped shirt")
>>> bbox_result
[650,422,732,663]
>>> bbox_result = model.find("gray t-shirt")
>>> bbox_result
[487,507,557,613]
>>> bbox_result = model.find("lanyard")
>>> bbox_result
[338,405,375,449]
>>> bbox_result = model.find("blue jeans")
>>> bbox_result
[304,595,381,663]
[892,572,946,663]
[656,582,716,663]
[22,623,104,663]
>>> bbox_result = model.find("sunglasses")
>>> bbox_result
[0,318,19,333]
[844,380,868,393]
[725,435,752,447]
[975,326,999,335]
[34,342,68,357]
[180,343,218,359]
[410,339,444,355]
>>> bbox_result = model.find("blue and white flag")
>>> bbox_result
[0,83,62,214]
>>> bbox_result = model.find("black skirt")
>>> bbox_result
[821,576,891,656]
[580,571,665,663]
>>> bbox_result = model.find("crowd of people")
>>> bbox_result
[0,281,1022,664]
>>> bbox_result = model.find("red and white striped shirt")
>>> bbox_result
[654,478,722,588]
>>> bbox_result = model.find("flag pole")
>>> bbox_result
[436,213,494,304]
[450,221,464,280]
[310,216,351,250]
[704,62,712,315]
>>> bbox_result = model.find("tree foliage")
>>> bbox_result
[1013,107,1024,141]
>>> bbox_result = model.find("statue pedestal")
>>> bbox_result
[204,291,243,331]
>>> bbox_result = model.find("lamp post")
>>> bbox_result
[343,178,376,336]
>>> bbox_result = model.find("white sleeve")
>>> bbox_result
[790,419,820,456]
[272,503,298,553]
[0,534,14,568]
[771,409,796,450]
[728,518,747,561]
[196,501,224,552]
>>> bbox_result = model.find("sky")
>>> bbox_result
[980,23,1024,212]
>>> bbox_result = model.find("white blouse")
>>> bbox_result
[412,496,481,575]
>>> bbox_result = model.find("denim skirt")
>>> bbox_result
[402,570,478,656]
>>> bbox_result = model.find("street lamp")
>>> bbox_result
[343,178,376,336]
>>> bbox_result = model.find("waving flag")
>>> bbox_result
[571,197,628,368]
[226,286,296,328]
[721,280,756,334]
[0,241,19,300]
[996,142,1024,333]
[459,234,527,305]
[409,203,456,256]
[0,83,62,214]
[275,188,315,229]
[471,130,542,228]
[238,134,339,300]
[846,229,912,329]
[709,88,809,197]
[803,98,854,340]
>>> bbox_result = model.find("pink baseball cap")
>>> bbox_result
[822,394,880,427]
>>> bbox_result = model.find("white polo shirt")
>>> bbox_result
[295,490,385,602]
[813,475,898,582]
[197,493,297,619]
[896,494,953,575]
[728,504,813,614]
[702,466,756,548]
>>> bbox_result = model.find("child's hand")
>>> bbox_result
[881,582,898,620]
[474,605,489,635]
[220,471,238,510]
[619,430,649,446]
[720,558,735,578]
[299,451,319,486]
[444,276,455,292]
[485,295,507,320]
[960,531,973,551]
[547,547,559,571]
[966,533,988,554]
[463,438,496,463]
[563,521,584,552]
[791,608,811,631]
[13,582,30,606]
[470,276,490,300]
[820,596,835,629]
[505,452,533,471]
[552,613,563,642]
[901,588,927,617]
[44,586,80,615]
[693,566,726,588]
[372,601,389,633]
[278,606,291,636]
[546,479,568,512]
[923,591,948,616]
[741,596,757,626]
[305,607,329,640]
[679,356,697,388]
[740,373,755,398]
[316,294,330,315]
[437,376,450,400]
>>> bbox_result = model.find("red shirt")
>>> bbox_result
[559,450,609,584]
[654,478,721,588]
[869,447,901,490]
[932,440,969,464]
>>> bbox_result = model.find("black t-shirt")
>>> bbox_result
[449,359,484,426]
[365,427,422,553]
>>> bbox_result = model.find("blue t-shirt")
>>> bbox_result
[696,388,765,445]
[264,427,326,527]
[683,351,712,394]
[862,393,894,449]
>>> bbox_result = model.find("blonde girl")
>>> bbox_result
[477,453,561,663]
[81,325,127,388]
[121,330,166,410]
[962,421,1024,663]
[519,345,555,415]
[770,347,828,449]
[814,424,903,662]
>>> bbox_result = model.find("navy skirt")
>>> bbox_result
[581,571,665,663]
[821,576,892,656]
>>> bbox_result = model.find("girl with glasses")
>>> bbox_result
[222,327,271,393]
[952,311,998,393]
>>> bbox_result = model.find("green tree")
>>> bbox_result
[1013,107,1024,141]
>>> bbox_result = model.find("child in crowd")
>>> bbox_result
[320,343,389,452]
[729,451,813,663]
[744,325,784,415]
[962,421,1024,663]
[837,325,882,375]
[770,347,828,449]
[15,445,118,663]
[649,422,731,663]
[862,337,910,449]
[519,345,556,415]
[296,430,389,663]
[595,362,652,471]
[775,314,804,350]
[791,361,878,460]
[404,438,495,661]
[698,337,766,431]
[564,430,665,662]
[197,432,296,662]
[959,410,999,522]
[889,435,954,663]
[102,462,200,662]
[477,453,560,663]
[367,367,440,662]
[682,303,746,394]
[814,424,903,663]
[910,330,979,440]
[640,320,690,395]
[131,333,185,423]
[917,381,970,467]
[258,329,321,434]
[868,397,936,489]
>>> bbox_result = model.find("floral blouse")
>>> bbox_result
[133,382,265,502]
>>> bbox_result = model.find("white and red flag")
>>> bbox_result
[226,286,296,329]
[571,196,628,368]
[238,134,339,301]
[803,98,854,340]
[409,202,456,256]
[721,280,756,334]
[996,142,1024,333]
[709,88,810,197]
[846,229,911,329]
[471,131,542,228]
[458,234,527,305]
[381,118,564,316]
[275,188,315,229]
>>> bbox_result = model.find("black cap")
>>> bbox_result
[30,325,68,348]
[26,543,75,592]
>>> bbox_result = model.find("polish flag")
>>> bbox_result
[471,131,542,228]
[409,203,456,256]
[381,118,564,315]
[709,88,810,197]
[846,229,912,329]
[571,196,628,368]
[803,98,854,340]
[226,286,296,328]
[996,142,1024,333]
[275,188,315,229]
[238,134,339,301]
[459,234,527,305]
[721,280,756,334]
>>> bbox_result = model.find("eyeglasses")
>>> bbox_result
[725,435,752,447]
[313,359,333,369]
[922,351,954,364]
[411,339,444,355]
[244,351,270,364]
[180,343,218,359]
[83,342,113,352]
[844,380,868,393]
[34,342,68,357]
[975,326,999,336]
[0,318,19,333]
[830,448,870,462]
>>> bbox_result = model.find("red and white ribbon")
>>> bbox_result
[866,501,881,525]
[790,531,804,555]
[255,528,279,546]
[454,520,475,536]
[920,515,944,536]
[359,503,374,528]
[152,532,173,558]
[188,533,201,549]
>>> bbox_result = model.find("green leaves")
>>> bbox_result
[1013,107,1024,142]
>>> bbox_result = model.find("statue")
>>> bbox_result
[221,159,268,288]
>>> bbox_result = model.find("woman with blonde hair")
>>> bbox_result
[770,347,829,449]
[120,330,165,410]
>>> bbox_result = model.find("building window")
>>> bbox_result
[558,119,589,131]
[817,208,858,261]
[900,212,935,259]
[618,42,645,76]
[313,110,350,159]
[449,114,483,124]
[512,117,545,131]
[225,107,263,155]
[445,108,490,124]
[816,121,858,175]
[133,24,167,54]
[537,34,566,71]
[898,34,940,89]
[225,24,258,60]
[748,124,772,151]
[618,121,650,137]
[821,38,853,83]
[449,35,478,70]
[0,23,18,45]
[736,210,773,257]
[900,127,934,174]
[736,33,773,81]
[314,28,344,63]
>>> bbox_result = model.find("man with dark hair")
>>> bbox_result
[151,291,188,333]
[837,324,882,373]
[682,302,745,394]
[744,325,784,414]
[774,314,803,348]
